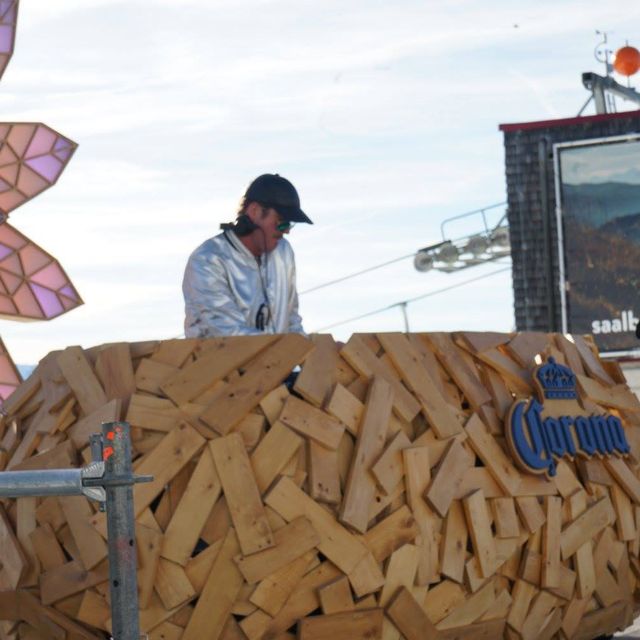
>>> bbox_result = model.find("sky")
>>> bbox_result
[1,0,640,365]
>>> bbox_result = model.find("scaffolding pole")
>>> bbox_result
[0,421,151,640]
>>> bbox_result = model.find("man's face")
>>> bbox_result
[255,206,290,253]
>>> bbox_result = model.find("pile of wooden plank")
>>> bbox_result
[0,331,639,640]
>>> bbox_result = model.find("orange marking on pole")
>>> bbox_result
[103,446,114,461]
[106,431,115,441]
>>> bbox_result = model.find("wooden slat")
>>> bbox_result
[181,529,243,640]
[265,476,368,575]
[161,443,221,565]
[40,560,108,605]
[308,441,342,504]
[541,496,561,589]
[256,561,342,638]
[492,497,519,538]
[371,430,410,495]
[235,516,319,584]
[463,490,496,578]
[298,609,384,640]
[604,456,640,504]
[475,348,532,394]
[56,346,107,414]
[325,383,363,436]
[385,587,439,640]
[30,524,65,571]
[577,375,640,412]
[94,343,136,401]
[59,497,107,571]
[161,335,276,405]
[210,433,273,556]
[422,332,491,412]
[340,334,420,422]
[250,421,303,493]
[611,483,636,541]
[403,446,440,585]
[572,335,615,385]
[249,550,317,616]
[279,395,345,450]
[200,334,313,434]
[318,576,355,614]
[66,399,121,450]
[465,413,521,496]
[340,376,393,533]
[561,496,615,560]
[436,580,495,629]
[293,334,339,407]
[506,579,538,633]
[377,332,463,438]
[126,394,180,432]
[440,499,467,583]
[154,558,195,610]
[0,503,26,589]
[425,438,473,517]
[136,522,162,609]
[515,496,546,534]
[131,421,206,518]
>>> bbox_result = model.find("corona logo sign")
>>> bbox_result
[506,357,630,478]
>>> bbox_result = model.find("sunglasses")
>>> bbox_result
[276,220,295,232]
[260,204,295,232]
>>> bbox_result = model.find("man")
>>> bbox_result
[183,174,312,337]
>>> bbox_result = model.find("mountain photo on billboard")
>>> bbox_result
[558,138,640,352]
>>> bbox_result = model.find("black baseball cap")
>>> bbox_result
[244,174,313,224]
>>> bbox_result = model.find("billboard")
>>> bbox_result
[554,134,640,354]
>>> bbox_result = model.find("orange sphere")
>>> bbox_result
[613,45,640,76]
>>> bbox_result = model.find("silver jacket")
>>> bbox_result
[183,230,305,337]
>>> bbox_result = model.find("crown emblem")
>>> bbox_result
[535,357,577,399]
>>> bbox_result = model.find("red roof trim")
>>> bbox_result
[499,109,640,133]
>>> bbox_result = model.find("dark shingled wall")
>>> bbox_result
[500,110,640,333]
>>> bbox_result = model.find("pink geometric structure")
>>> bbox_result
[0,334,20,400]
[0,1,17,82]
[0,222,82,320]
[0,1,80,401]
[0,123,77,216]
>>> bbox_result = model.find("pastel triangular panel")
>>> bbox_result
[54,148,73,162]
[25,125,56,159]
[0,186,24,213]
[13,281,42,318]
[0,24,11,55]
[60,295,77,311]
[19,244,50,276]
[0,124,77,214]
[59,284,79,302]
[7,124,35,157]
[1,269,21,294]
[0,0,16,80]
[0,162,19,184]
[17,164,49,196]
[30,282,63,318]
[0,226,83,320]
[0,243,11,260]
[24,156,62,185]
[0,251,22,276]
[30,261,67,289]
[0,222,26,249]
[0,383,17,401]
[0,143,16,166]
[0,294,16,315]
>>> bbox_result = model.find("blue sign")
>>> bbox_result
[506,357,630,477]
